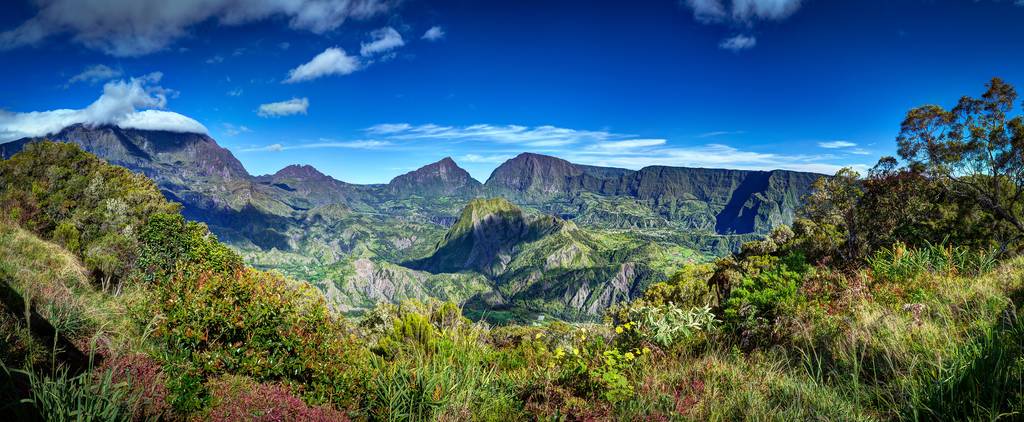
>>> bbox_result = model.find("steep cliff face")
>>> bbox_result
[484,152,821,234]
[388,157,482,197]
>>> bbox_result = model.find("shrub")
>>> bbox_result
[134,213,243,284]
[153,265,368,410]
[619,304,717,349]
[206,375,350,422]
[100,353,172,420]
[724,252,809,326]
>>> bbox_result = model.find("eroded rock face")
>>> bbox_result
[484,152,819,235]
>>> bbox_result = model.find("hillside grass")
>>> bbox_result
[3,214,1021,420]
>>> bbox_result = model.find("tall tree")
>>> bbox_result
[897,78,1024,248]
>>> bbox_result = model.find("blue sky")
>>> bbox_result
[1,0,1023,183]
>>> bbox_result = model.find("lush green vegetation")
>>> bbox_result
[2,78,1023,420]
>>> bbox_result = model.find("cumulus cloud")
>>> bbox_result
[682,0,802,50]
[257,97,309,117]
[818,140,857,148]
[0,0,395,57]
[284,47,360,83]
[682,0,802,23]
[360,26,404,56]
[422,26,445,41]
[0,73,207,142]
[66,64,122,87]
[719,34,756,51]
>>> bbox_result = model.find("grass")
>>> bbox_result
[3,214,1022,421]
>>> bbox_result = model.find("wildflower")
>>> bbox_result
[535,332,544,339]
[624,352,635,360]
[615,325,624,334]
[642,347,651,355]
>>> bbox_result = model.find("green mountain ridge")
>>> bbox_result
[1,125,821,320]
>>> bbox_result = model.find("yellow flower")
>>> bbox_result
[535,333,544,339]
[642,347,651,354]
[615,326,624,334]
[625,352,635,360]
[572,347,579,356]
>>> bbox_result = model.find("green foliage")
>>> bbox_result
[897,77,1024,247]
[619,304,717,348]
[12,361,139,422]
[869,241,998,285]
[374,312,440,358]
[135,212,243,283]
[912,313,1024,419]
[723,252,809,344]
[0,141,179,288]
[152,265,369,410]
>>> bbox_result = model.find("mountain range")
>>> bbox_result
[1,125,822,321]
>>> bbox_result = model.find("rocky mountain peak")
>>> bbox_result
[273,164,329,181]
[387,156,481,197]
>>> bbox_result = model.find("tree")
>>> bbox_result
[897,77,1024,249]
[796,168,863,262]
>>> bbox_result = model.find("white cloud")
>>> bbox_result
[565,143,857,175]
[222,123,251,136]
[422,26,445,41]
[367,121,867,175]
[226,88,243,96]
[719,34,756,51]
[0,0,395,57]
[206,55,224,64]
[682,0,801,49]
[284,47,360,83]
[818,140,857,149]
[586,139,667,151]
[460,153,513,163]
[697,130,745,138]
[257,97,309,117]
[365,123,411,134]
[360,26,404,57]
[0,73,207,142]
[682,0,802,23]
[241,138,390,152]
[365,123,620,147]
[66,64,122,86]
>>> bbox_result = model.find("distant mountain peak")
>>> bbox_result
[409,197,563,277]
[273,164,329,180]
[387,156,481,197]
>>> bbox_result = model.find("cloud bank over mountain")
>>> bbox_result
[0,73,207,141]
